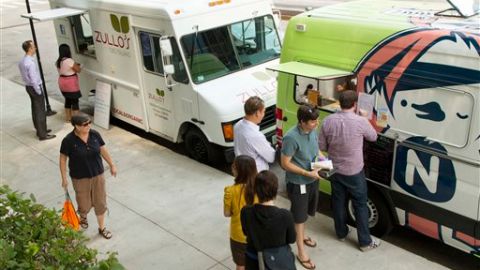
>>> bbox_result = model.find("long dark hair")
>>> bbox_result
[255,170,278,203]
[56,44,72,68]
[232,155,257,205]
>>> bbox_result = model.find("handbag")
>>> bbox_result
[61,191,80,231]
[258,245,296,270]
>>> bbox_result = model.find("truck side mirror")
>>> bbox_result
[160,38,173,57]
[164,64,174,75]
[159,36,176,88]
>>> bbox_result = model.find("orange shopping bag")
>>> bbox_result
[62,191,80,231]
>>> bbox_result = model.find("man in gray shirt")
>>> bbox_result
[18,40,55,140]
[319,90,380,252]
[281,104,321,270]
[234,96,275,171]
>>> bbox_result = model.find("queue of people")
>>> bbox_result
[226,94,380,270]
[18,39,379,265]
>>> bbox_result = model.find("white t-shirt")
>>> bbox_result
[233,118,275,171]
[58,58,75,76]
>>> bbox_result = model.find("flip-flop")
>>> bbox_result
[296,255,316,270]
[303,236,317,248]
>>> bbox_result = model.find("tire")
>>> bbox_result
[184,128,219,164]
[346,189,393,237]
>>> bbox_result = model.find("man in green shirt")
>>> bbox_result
[281,104,321,270]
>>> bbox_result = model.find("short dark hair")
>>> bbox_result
[297,104,319,123]
[254,170,278,203]
[22,40,33,53]
[244,96,264,115]
[339,90,358,109]
[71,112,90,126]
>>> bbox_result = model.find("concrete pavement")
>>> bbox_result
[0,76,449,269]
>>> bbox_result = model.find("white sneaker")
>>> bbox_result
[360,238,381,252]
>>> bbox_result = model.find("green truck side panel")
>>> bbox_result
[275,0,449,133]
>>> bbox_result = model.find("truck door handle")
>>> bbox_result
[191,118,205,125]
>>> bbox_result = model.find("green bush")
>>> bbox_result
[0,185,124,270]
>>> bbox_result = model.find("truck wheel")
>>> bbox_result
[346,189,393,237]
[184,128,217,164]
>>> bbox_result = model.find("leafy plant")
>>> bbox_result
[0,185,124,270]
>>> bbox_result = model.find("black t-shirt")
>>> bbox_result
[241,204,296,252]
[60,129,105,179]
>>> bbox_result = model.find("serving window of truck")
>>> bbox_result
[268,61,354,113]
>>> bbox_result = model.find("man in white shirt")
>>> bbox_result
[18,40,55,140]
[234,96,275,171]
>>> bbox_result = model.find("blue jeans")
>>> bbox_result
[331,170,372,246]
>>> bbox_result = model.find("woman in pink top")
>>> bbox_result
[56,44,81,122]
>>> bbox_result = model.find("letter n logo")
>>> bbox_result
[393,137,456,202]
[110,14,130,33]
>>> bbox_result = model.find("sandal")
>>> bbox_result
[296,255,316,269]
[80,216,88,229]
[98,227,113,239]
[303,237,317,248]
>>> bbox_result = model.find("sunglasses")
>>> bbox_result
[80,121,91,127]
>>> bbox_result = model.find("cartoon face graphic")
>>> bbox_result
[390,87,473,146]
[356,29,480,202]
[357,29,480,138]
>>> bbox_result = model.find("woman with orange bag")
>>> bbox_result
[59,113,117,239]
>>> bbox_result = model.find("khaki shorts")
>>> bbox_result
[72,174,107,217]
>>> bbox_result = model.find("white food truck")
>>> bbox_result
[24,0,281,163]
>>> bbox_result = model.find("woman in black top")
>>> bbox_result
[59,113,117,239]
[241,170,296,270]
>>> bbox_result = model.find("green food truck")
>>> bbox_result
[269,0,480,256]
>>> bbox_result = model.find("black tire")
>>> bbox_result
[184,128,219,164]
[346,189,393,237]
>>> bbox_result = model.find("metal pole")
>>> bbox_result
[25,0,56,116]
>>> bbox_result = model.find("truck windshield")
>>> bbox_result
[181,15,281,84]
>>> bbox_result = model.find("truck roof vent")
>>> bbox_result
[435,0,479,18]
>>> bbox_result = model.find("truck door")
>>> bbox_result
[137,30,175,139]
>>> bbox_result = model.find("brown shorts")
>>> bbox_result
[72,174,107,217]
[230,238,246,266]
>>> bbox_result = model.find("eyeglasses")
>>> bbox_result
[80,121,91,127]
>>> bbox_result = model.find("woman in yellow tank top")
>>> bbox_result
[224,155,257,270]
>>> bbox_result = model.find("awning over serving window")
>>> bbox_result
[267,61,353,80]
[21,7,86,22]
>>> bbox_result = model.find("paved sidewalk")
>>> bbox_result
[0,76,448,269]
